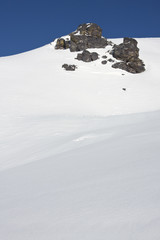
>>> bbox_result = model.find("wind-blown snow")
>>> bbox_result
[0,38,160,240]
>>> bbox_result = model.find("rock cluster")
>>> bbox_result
[76,50,99,62]
[55,23,108,52]
[62,64,77,71]
[55,23,145,74]
[111,38,145,73]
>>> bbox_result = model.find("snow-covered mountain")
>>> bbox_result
[0,33,160,240]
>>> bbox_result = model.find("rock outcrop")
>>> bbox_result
[55,24,145,74]
[55,23,108,52]
[111,38,145,73]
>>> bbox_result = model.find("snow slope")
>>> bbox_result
[0,38,160,240]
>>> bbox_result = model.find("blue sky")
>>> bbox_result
[0,0,159,56]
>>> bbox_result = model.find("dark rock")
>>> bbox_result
[76,53,83,61]
[101,60,107,64]
[127,58,145,73]
[55,38,70,50]
[108,58,114,62]
[124,37,138,47]
[107,41,114,46]
[122,88,126,91]
[91,52,99,61]
[86,36,108,49]
[69,23,108,52]
[73,23,102,38]
[112,62,137,74]
[112,62,145,73]
[55,23,108,52]
[70,41,78,52]
[112,37,139,62]
[70,34,87,52]
[111,38,145,73]
[70,34,108,52]
[62,64,77,71]
[102,55,107,59]
[76,50,98,62]
[82,50,92,62]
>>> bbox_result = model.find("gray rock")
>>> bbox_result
[108,58,114,62]
[73,23,102,38]
[76,53,83,61]
[70,34,87,52]
[91,52,99,61]
[111,38,145,73]
[101,60,107,64]
[112,37,139,62]
[55,38,70,50]
[82,50,92,62]
[70,34,108,52]
[62,64,77,71]
[55,23,108,52]
[76,50,98,62]
[112,62,139,74]
[86,36,108,49]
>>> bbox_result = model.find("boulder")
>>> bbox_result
[81,50,92,62]
[76,50,98,62]
[70,34,88,52]
[127,58,145,73]
[101,60,107,64]
[112,59,145,74]
[91,52,99,61]
[70,34,108,52]
[55,23,108,52]
[112,37,139,62]
[112,37,145,73]
[108,58,114,62]
[62,64,77,71]
[73,23,102,38]
[55,38,70,50]
[86,36,108,49]
[112,62,136,73]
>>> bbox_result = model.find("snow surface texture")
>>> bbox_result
[0,38,160,240]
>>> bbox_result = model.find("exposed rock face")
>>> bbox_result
[70,34,108,52]
[73,23,102,38]
[112,58,145,74]
[112,38,139,61]
[112,62,136,73]
[55,24,145,74]
[55,23,108,52]
[112,37,145,73]
[62,64,77,71]
[55,38,70,50]
[76,50,99,62]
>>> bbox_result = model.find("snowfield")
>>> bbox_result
[0,37,160,240]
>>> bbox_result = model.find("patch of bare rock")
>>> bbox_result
[54,23,145,73]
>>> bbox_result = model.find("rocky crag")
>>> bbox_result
[54,23,145,74]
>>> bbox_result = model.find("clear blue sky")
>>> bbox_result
[0,0,159,56]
